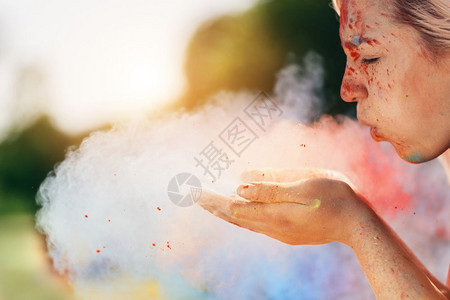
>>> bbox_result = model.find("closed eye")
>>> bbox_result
[362,57,380,64]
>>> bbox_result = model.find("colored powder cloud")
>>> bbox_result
[36,53,449,299]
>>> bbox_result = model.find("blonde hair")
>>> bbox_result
[332,0,450,57]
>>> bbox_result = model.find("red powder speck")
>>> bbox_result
[166,241,172,250]
[361,64,369,76]
[108,219,111,222]
[341,82,351,96]
[373,39,381,45]
[85,214,88,218]
[350,51,360,61]
[366,25,371,29]
[388,84,392,89]
[152,243,156,247]
[349,67,355,73]
[103,246,106,249]
[349,24,353,29]
[157,207,161,211]
[243,185,249,189]
[96,249,101,253]
[340,4,349,28]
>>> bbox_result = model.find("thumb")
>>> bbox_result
[237,181,295,203]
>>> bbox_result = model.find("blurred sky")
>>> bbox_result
[0,0,258,137]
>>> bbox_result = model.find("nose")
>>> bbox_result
[340,71,368,103]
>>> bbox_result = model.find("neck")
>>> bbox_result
[438,148,450,185]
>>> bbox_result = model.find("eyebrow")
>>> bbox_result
[344,36,380,48]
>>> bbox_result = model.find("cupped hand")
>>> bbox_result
[197,168,371,245]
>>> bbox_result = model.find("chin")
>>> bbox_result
[385,133,445,164]
[388,141,424,164]
[402,153,427,164]
[396,148,437,164]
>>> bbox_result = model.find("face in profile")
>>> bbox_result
[338,0,450,163]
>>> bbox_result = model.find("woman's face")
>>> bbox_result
[339,0,450,163]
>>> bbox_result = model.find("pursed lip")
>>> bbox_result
[370,127,384,142]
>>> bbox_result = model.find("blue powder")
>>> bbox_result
[352,35,361,46]
[406,153,423,163]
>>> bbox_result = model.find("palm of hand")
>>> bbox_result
[197,168,368,245]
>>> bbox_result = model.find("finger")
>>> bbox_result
[230,201,320,225]
[198,191,322,242]
[237,181,310,204]
[310,170,358,191]
[240,168,285,182]
[238,179,345,209]
[241,168,358,191]
[240,168,342,183]
[196,189,266,231]
[198,191,302,227]
[241,168,316,183]
[196,188,241,218]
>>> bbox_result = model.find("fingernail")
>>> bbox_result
[237,184,254,197]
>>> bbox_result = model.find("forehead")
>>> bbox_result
[339,0,391,41]
[339,0,382,17]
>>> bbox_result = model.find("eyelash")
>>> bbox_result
[362,57,380,64]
